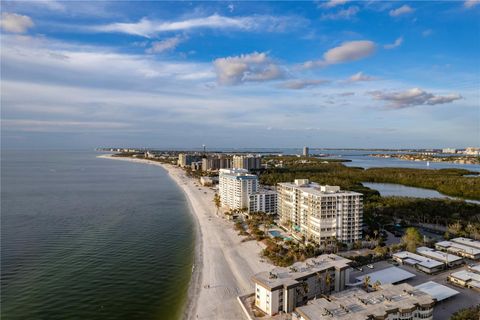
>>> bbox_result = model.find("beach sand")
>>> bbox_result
[98,154,271,319]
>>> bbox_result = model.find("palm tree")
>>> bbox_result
[325,272,332,295]
[373,280,381,291]
[213,193,221,215]
[363,275,371,291]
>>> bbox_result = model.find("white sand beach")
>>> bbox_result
[98,154,271,319]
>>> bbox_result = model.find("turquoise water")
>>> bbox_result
[1,150,195,320]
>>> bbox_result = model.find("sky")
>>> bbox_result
[1,0,479,149]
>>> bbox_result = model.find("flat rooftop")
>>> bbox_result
[417,247,463,263]
[253,254,351,290]
[393,251,444,269]
[295,283,434,320]
[436,240,480,255]
[356,267,415,285]
[451,237,480,250]
[415,281,459,302]
[277,181,362,197]
[469,264,480,273]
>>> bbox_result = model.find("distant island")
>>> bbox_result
[370,153,480,165]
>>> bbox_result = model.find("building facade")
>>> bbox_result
[232,155,262,171]
[249,189,278,214]
[277,179,363,244]
[177,153,201,167]
[219,168,259,210]
[252,254,352,316]
[202,156,232,172]
[303,146,309,157]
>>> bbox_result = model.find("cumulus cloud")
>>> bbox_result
[320,0,350,8]
[280,79,330,89]
[348,72,374,82]
[304,40,376,68]
[321,6,359,20]
[0,12,34,33]
[384,36,403,49]
[146,36,185,54]
[93,14,305,37]
[389,5,414,17]
[464,0,480,8]
[369,88,462,108]
[213,52,285,85]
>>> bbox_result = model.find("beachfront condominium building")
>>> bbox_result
[293,283,435,320]
[249,189,278,215]
[277,179,363,245]
[303,146,309,157]
[177,153,201,167]
[252,254,352,316]
[219,168,259,210]
[202,156,232,172]
[232,155,262,171]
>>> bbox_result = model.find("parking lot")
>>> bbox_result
[349,260,480,320]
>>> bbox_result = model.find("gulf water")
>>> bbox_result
[1,150,195,320]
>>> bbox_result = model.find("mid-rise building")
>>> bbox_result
[232,155,262,171]
[293,283,435,320]
[277,179,363,244]
[442,148,457,154]
[303,146,309,157]
[249,189,277,214]
[177,153,201,167]
[219,168,259,210]
[252,254,352,316]
[202,156,232,172]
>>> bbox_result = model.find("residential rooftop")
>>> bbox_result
[451,237,480,250]
[436,240,480,256]
[294,283,434,320]
[393,251,444,269]
[417,247,463,263]
[449,270,480,290]
[355,267,416,285]
[277,180,362,197]
[252,254,351,291]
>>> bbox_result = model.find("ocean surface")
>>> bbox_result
[1,150,195,320]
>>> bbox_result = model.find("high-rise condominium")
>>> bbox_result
[219,168,259,210]
[277,179,363,244]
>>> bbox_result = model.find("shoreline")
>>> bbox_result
[98,154,272,319]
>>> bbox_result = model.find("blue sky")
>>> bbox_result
[1,0,479,149]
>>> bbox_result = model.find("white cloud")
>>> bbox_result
[213,52,285,85]
[384,36,403,49]
[304,40,376,68]
[146,36,185,54]
[369,88,462,108]
[320,0,350,8]
[0,12,34,33]
[348,72,374,82]
[280,79,330,89]
[321,6,359,20]
[389,5,414,17]
[464,0,480,8]
[93,14,304,37]
[422,29,433,37]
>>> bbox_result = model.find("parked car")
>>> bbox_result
[367,264,374,269]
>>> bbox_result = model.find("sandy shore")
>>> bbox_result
[98,154,272,319]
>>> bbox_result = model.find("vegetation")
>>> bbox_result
[445,222,480,240]
[258,156,480,200]
[261,238,321,267]
[450,305,480,320]
[401,227,423,252]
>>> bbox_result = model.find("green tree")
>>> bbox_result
[213,193,221,215]
[363,275,371,290]
[402,227,423,252]
[450,305,480,320]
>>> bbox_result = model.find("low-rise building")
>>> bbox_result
[435,240,480,260]
[249,189,277,215]
[293,283,435,320]
[393,251,444,274]
[448,267,480,291]
[200,176,218,186]
[416,246,463,267]
[252,254,352,316]
[451,237,480,250]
